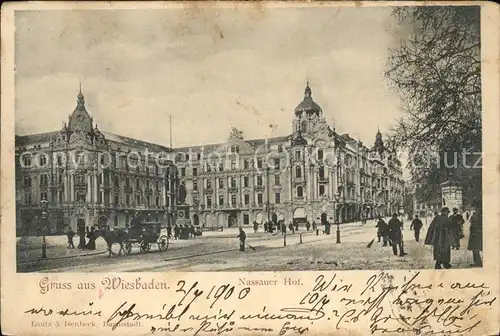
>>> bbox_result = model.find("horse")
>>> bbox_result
[93,228,128,257]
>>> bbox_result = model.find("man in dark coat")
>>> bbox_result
[312,221,317,232]
[305,221,311,231]
[449,208,465,250]
[410,214,423,242]
[375,216,388,246]
[77,226,86,250]
[288,222,294,234]
[281,222,287,235]
[388,213,406,256]
[174,225,180,239]
[166,224,172,239]
[468,202,482,267]
[425,207,454,269]
[66,227,75,249]
[237,227,246,252]
[253,221,259,233]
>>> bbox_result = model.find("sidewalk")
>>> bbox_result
[17,235,108,263]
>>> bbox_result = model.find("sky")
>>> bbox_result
[15,6,405,151]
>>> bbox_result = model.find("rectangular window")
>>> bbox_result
[192,168,197,176]
[244,214,249,225]
[319,185,325,196]
[275,174,280,186]
[318,149,324,160]
[218,178,224,189]
[231,160,236,170]
[257,193,263,205]
[206,179,211,188]
[296,166,302,178]
[244,160,249,169]
[257,158,263,169]
[274,158,280,170]
[257,175,263,186]
[126,194,130,205]
[243,176,249,188]
[114,195,119,204]
[244,194,250,205]
[146,195,151,206]
[231,195,237,205]
[275,193,281,204]
[295,151,301,160]
[206,196,212,208]
[193,180,198,191]
[218,195,224,206]
[231,177,236,188]
[181,168,186,177]
[219,162,224,172]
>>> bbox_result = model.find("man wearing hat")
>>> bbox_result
[425,207,454,269]
[388,213,406,256]
[467,200,482,267]
[449,207,465,250]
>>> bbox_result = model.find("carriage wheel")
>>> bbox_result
[158,235,169,252]
[123,238,132,255]
[140,240,151,253]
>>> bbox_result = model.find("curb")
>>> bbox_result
[18,250,107,265]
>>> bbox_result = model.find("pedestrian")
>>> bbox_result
[190,224,196,239]
[305,221,311,231]
[263,222,268,233]
[424,207,454,269]
[468,201,482,267]
[66,227,75,249]
[295,221,299,231]
[253,221,258,233]
[449,208,465,250]
[77,226,86,250]
[237,227,246,252]
[281,222,286,235]
[388,213,406,256]
[375,216,388,246]
[174,225,180,239]
[312,221,317,232]
[410,214,423,242]
[288,222,294,234]
[86,226,96,250]
[167,224,172,239]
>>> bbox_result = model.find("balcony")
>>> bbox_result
[318,176,329,183]
[124,186,133,193]
[254,185,265,192]
[229,186,239,193]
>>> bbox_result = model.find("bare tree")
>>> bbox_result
[385,6,481,204]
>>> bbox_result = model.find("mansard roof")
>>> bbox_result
[15,131,59,147]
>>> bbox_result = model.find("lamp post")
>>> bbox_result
[334,192,341,244]
[40,197,49,259]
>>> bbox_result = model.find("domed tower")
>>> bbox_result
[292,81,324,138]
[67,84,93,133]
[374,129,385,155]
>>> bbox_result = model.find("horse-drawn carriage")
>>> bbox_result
[121,221,169,254]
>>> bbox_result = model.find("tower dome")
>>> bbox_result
[294,82,322,117]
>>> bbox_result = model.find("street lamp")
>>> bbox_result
[40,197,49,259]
[334,192,341,243]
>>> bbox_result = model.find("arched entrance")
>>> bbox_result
[228,212,238,228]
[293,207,307,226]
[98,216,108,229]
[77,218,85,233]
[193,214,199,226]
[204,214,212,227]
[217,213,225,227]
[271,213,278,224]
[255,212,263,224]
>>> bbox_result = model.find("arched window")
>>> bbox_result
[302,120,307,133]
[318,149,323,160]
[297,186,303,197]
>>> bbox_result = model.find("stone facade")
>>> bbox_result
[15,88,178,236]
[173,83,405,228]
